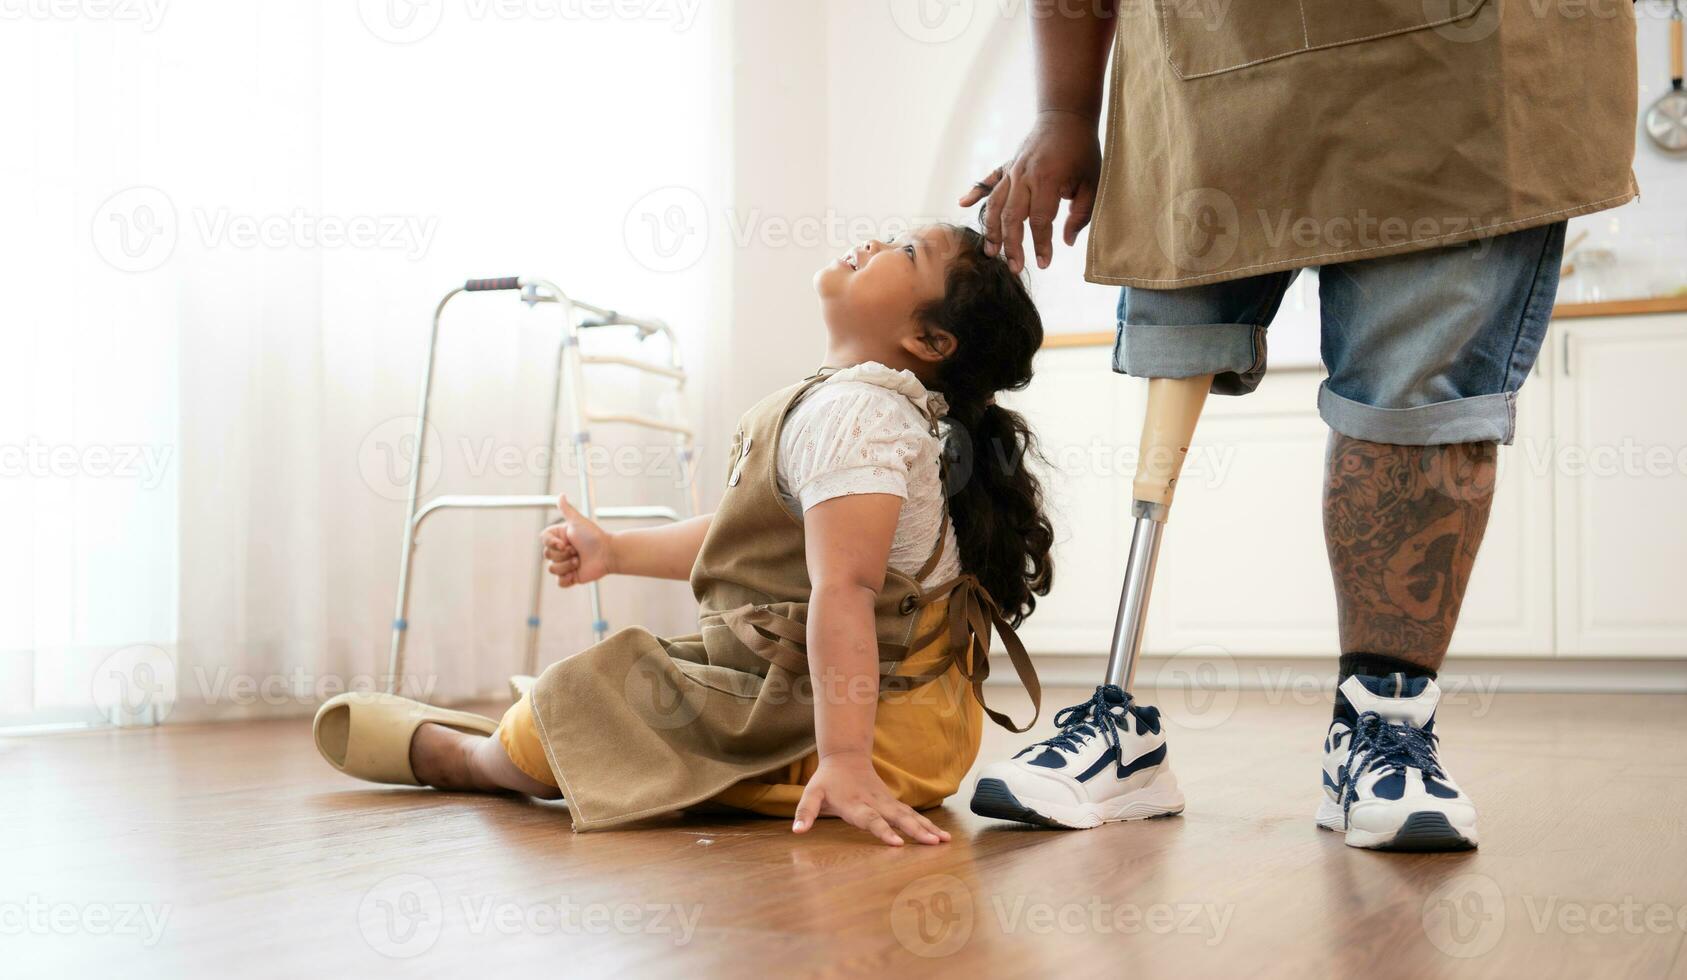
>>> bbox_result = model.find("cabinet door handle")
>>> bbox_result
[1561,330,1573,377]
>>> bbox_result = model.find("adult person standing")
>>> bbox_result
[962,0,1638,850]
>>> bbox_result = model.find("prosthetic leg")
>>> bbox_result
[968,374,1214,828]
[1103,375,1214,694]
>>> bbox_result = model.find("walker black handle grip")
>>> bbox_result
[464,277,522,292]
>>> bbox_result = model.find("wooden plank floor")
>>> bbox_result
[5,685,1686,978]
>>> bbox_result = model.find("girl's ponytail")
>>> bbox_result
[919,225,1055,626]
[941,397,1053,627]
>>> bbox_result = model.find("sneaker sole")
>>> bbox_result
[969,770,1185,830]
[1315,800,1478,851]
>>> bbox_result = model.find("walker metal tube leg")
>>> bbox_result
[521,336,572,677]
[386,289,463,695]
[561,323,610,645]
[1100,375,1214,696]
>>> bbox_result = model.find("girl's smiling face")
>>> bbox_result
[813,225,961,377]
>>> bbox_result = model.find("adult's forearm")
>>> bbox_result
[806,581,882,761]
[1032,0,1118,120]
[609,513,712,580]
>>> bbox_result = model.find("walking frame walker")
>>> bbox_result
[385,277,701,696]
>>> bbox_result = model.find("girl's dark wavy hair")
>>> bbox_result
[916,224,1054,627]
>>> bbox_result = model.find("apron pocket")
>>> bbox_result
[1157,0,1489,80]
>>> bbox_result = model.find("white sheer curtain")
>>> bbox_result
[3,0,726,728]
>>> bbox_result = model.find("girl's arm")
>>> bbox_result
[790,492,950,847]
[541,495,711,585]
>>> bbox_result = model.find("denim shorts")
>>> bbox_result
[1111,221,1568,445]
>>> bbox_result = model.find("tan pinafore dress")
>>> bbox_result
[526,371,1041,831]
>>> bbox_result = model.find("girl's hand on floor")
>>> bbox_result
[539,496,615,588]
[791,753,951,847]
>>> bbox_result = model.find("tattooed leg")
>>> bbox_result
[1322,433,1498,674]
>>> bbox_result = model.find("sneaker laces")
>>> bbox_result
[1033,685,1148,764]
[1342,711,1445,809]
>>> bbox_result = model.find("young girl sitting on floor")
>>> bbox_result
[313,223,1052,846]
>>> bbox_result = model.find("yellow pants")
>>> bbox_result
[496,601,984,815]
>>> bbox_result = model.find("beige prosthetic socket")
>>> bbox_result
[1104,375,1213,691]
[1131,377,1213,519]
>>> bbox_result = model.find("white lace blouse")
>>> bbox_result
[775,362,963,585]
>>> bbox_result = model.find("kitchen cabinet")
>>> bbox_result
[1010,310,1686,662]
[1552,316,1687,656]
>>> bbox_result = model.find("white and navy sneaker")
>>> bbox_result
[1318,673,1478,851]
[970,685,1185,829]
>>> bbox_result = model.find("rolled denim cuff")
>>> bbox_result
[1318,383,1517,446]
[1111,322,1266,396]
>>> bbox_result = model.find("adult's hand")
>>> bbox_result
[959,108,1102,274]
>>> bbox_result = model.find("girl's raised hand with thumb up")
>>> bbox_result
[539,495,616,588]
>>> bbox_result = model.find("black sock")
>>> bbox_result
[1334,653,1437,724]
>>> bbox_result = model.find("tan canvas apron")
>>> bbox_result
[528,371,1041,831]
[1086,0,1639,288]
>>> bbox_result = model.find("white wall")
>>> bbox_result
[713,2,834,453]
[822,2,1120,335]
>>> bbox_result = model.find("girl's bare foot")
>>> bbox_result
[408,723,488,791]
[408,723,563,799]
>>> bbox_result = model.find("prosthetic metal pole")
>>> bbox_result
[1103,375,1214,693]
